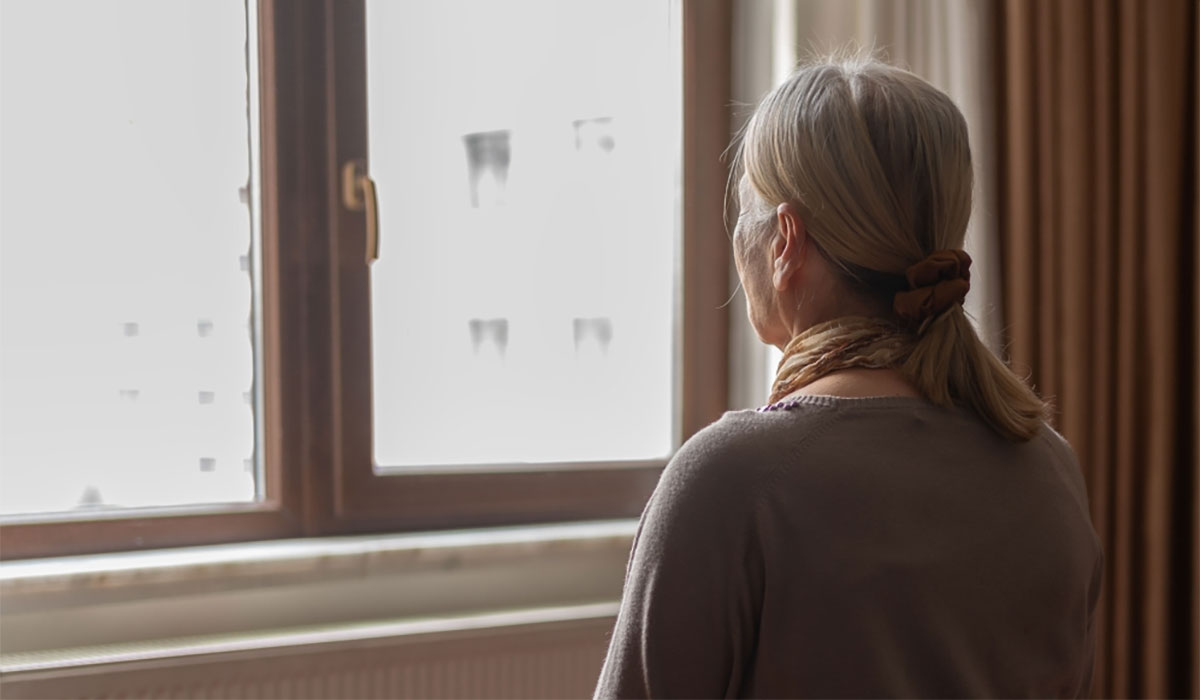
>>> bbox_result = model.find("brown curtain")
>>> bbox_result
[995,1,1199,698]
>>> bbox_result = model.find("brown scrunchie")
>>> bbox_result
[892,249,972,323]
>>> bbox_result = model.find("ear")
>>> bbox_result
[771,203,807,291]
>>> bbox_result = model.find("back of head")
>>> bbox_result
[737,54,1047,441]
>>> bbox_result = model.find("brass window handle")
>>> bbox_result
[341,159,379,265]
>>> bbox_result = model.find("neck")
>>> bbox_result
[769,316,918,403]
[780,367,921,401]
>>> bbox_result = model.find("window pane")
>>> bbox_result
[366,0,679,468]
[0,0,261,515]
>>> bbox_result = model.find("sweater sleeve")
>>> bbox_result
[594,417,764,699]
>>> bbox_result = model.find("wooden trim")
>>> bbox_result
[268,0,339,536]
[0,507,298,561]
[257,0,287,531]
[332,463,663,533]
[256,0,312,535]
[325,0,372,527]
[681,0,733,439]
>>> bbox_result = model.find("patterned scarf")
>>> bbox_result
[768,316,915,404]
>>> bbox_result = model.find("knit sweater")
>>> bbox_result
[595,395,1102,699]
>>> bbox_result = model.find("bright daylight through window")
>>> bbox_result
[0,0,262,515]
[366,0,680,468]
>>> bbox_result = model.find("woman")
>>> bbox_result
[595,56,1102,699]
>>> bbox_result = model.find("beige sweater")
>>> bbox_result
[595,395,1102,699]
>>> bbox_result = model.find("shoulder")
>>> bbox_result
[1034,423,1095,521]
[626,406,838,583]
[1036,422,1080,467]
[683,402,841,457]
[652,404,840,511]
[1033,423,1087,492]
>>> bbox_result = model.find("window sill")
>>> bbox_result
[0,520,636,659]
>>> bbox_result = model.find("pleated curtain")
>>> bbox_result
[995,1,1199,697]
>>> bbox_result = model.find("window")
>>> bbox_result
[0,0,732,560]
[366,1,677,468]
[1,0,263,516]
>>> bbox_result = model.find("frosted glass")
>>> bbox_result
[366,1,679,467]
[0,0,260,515]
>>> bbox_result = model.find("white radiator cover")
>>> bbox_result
[1,609,616,699]
[1,523,637,699]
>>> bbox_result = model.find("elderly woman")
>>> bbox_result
[595,57,1102,699]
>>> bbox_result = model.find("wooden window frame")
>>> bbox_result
[0,0,731,560]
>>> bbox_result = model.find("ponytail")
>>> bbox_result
[902,308,1048,441]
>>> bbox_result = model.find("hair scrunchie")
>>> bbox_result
[892,249,972,324]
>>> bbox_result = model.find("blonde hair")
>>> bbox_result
[736,55,1048,441]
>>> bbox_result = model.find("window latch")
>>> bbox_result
[341,159,379,265]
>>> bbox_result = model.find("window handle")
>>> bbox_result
[341,159,380,265]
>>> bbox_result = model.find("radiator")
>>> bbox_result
[0,605,617,699]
